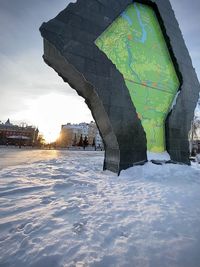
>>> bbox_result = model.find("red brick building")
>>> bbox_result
[0,119,39,146]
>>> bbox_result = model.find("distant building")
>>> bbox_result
[59,121,103,148]
[190,140,200,155]
[0,119,39,146]
[189,119,200,155]
[88,121,102,148]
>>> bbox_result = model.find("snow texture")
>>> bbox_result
[147,151,170,161]
[0,148,200,267]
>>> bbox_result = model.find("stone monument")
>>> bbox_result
[40,0,200,174]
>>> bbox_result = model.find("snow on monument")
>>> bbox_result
[40,0,200,174]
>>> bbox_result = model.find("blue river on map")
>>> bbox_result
[121,3,147,44]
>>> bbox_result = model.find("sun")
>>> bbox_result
[42,129,60,144]
[12,92,93,143]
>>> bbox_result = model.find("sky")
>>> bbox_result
[0,0,200,142]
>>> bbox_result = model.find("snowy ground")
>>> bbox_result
[0,148,200,267]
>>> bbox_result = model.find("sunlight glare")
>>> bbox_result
[12,92,93,143]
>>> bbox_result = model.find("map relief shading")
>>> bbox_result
[95,2,180,152]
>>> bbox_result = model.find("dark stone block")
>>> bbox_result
[64,52,85,73]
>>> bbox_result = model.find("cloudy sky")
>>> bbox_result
[0,0,199,141]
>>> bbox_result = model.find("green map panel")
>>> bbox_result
[95,2,180,152]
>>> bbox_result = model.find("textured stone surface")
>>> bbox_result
[40,0,200,173]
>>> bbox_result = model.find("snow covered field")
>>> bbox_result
[0,148,200,267]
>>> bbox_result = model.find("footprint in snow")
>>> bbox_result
[72,221,87,234]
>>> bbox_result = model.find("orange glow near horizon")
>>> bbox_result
[42,130,60,144]
[11,92,93,143]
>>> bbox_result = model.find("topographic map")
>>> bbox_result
[95,2,180,152]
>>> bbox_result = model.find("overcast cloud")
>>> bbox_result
[0,0,77,124]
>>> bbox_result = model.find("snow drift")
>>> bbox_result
[0,149,200,267]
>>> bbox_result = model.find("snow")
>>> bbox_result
[0,148,200,267]
[196,154,200,163]
[147,151,170,161]
[169,91,180,112]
